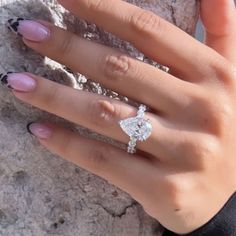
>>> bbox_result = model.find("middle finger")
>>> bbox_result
[8,19,194,113]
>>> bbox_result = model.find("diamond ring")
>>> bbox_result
[119,105,152,154]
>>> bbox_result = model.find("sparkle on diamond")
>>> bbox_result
[120,117,152,141]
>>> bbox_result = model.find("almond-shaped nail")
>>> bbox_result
[27,123,52,139]
[0,72,13,88]
[0,73,37,92]
[7,18,50,42]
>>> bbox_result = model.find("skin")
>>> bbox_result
[8,0,236,234]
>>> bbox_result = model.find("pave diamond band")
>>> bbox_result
[119,105,152,154]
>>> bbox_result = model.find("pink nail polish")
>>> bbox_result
[7,73,36,92]
[27,123,52,139]
[17,20,50,42]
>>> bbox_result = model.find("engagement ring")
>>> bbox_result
[119,105,152,154]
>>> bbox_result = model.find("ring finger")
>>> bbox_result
[3,72,171,157]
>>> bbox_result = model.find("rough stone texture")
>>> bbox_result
[0,1,199,235]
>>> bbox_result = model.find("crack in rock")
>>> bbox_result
[94,201,139,218]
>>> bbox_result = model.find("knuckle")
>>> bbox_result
[193,138,217,159]
[186,136,219,165]
[59,32,75,56]
[42,83,60,108]
[102,54,133,80]
[206,98,232,135]
[210,100,232,134]
[221,63,236,89]
[87,145,111,173]
[165,176,201,220]
[130,10,162,35]
[208,57,235,88]
[84,0,105,12]
[88,100,120,128]
[191,89,233,135]
[164,177,189,211]
[58,131,74,156]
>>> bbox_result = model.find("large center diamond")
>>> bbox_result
[119,117,152,141]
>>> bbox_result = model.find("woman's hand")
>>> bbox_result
[3,0,236,234]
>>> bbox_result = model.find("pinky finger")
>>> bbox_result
[27,122,155,198]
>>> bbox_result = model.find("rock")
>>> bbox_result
[0,0,199,235]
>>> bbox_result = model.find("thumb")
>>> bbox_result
[200,0,236,63]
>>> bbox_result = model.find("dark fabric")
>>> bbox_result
[163,192,236,236]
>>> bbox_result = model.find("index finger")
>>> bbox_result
[58,0,222,79]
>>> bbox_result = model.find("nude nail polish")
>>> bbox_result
[27,123,52,139]
[0,73,36,92]
[7,18,50,42]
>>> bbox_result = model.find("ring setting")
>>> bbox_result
[119,105,152,154]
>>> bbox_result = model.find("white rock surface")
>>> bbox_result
[0,1,199,235]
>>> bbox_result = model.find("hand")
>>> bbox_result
[3,0,236,234]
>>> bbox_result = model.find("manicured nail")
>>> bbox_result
[7,18,50,42]
[0,72,13,88]
[27,123,52,139]
[0,73,36,92]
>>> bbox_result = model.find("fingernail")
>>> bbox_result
[0,72,14,89]
[0,73,36,92]
[27,123,52,139]
[7,18,50,42]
